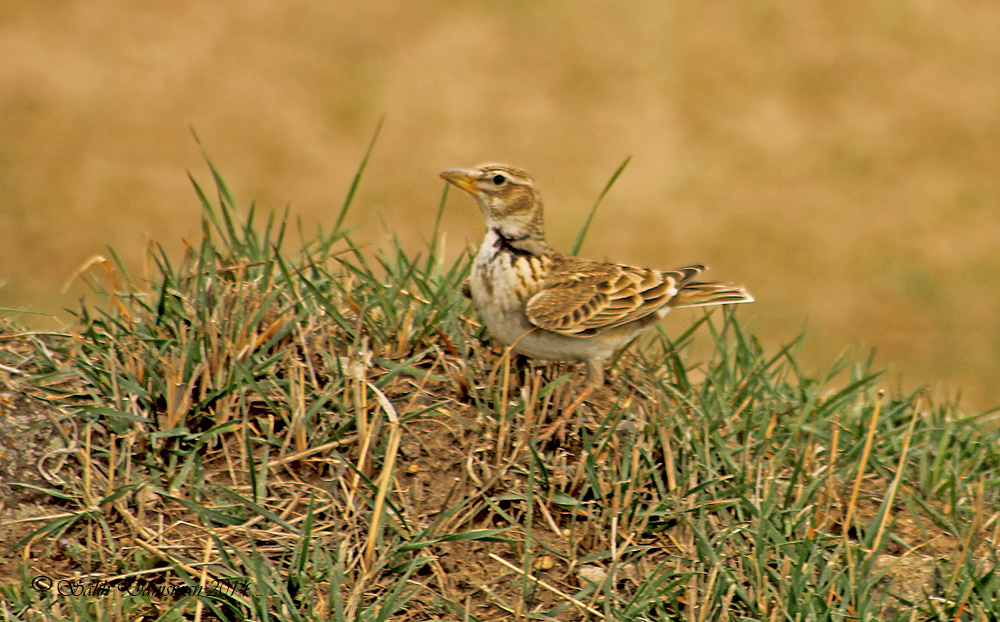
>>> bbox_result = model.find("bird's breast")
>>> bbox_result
[472,245,548,308]
[468,236,550,345]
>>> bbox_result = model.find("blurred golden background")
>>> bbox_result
[2,2,999,409]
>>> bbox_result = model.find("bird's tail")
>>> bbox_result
[669,282,754,308]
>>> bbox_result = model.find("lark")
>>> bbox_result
[441,164,753,386]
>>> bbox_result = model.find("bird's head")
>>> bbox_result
[440,164,545,239]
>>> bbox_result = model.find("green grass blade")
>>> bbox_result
[331,116,384,237]
[570,155,631,255]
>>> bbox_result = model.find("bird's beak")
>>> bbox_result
[440,169,479,196]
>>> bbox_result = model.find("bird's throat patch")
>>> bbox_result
[491,228,536,259]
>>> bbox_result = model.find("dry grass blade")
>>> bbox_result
[362,380,403,569]
[844,392,883,551]
[870,400,920,556]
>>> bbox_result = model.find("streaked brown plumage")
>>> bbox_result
[441,164,753,386]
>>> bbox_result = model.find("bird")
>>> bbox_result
[441,163,753,387]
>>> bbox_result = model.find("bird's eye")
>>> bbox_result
[492,174,507,186]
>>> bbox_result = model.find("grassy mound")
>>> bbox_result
[1,159,999,621]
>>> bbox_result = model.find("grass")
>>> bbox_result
[1,153,999,621]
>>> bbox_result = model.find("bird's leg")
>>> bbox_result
[584,359,605,387]
[512,353,532,387]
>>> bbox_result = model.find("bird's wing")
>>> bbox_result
[525,257,704,336]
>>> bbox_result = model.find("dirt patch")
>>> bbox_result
[0,390,80,583]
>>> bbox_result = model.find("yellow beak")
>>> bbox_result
[440,169,479,196]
